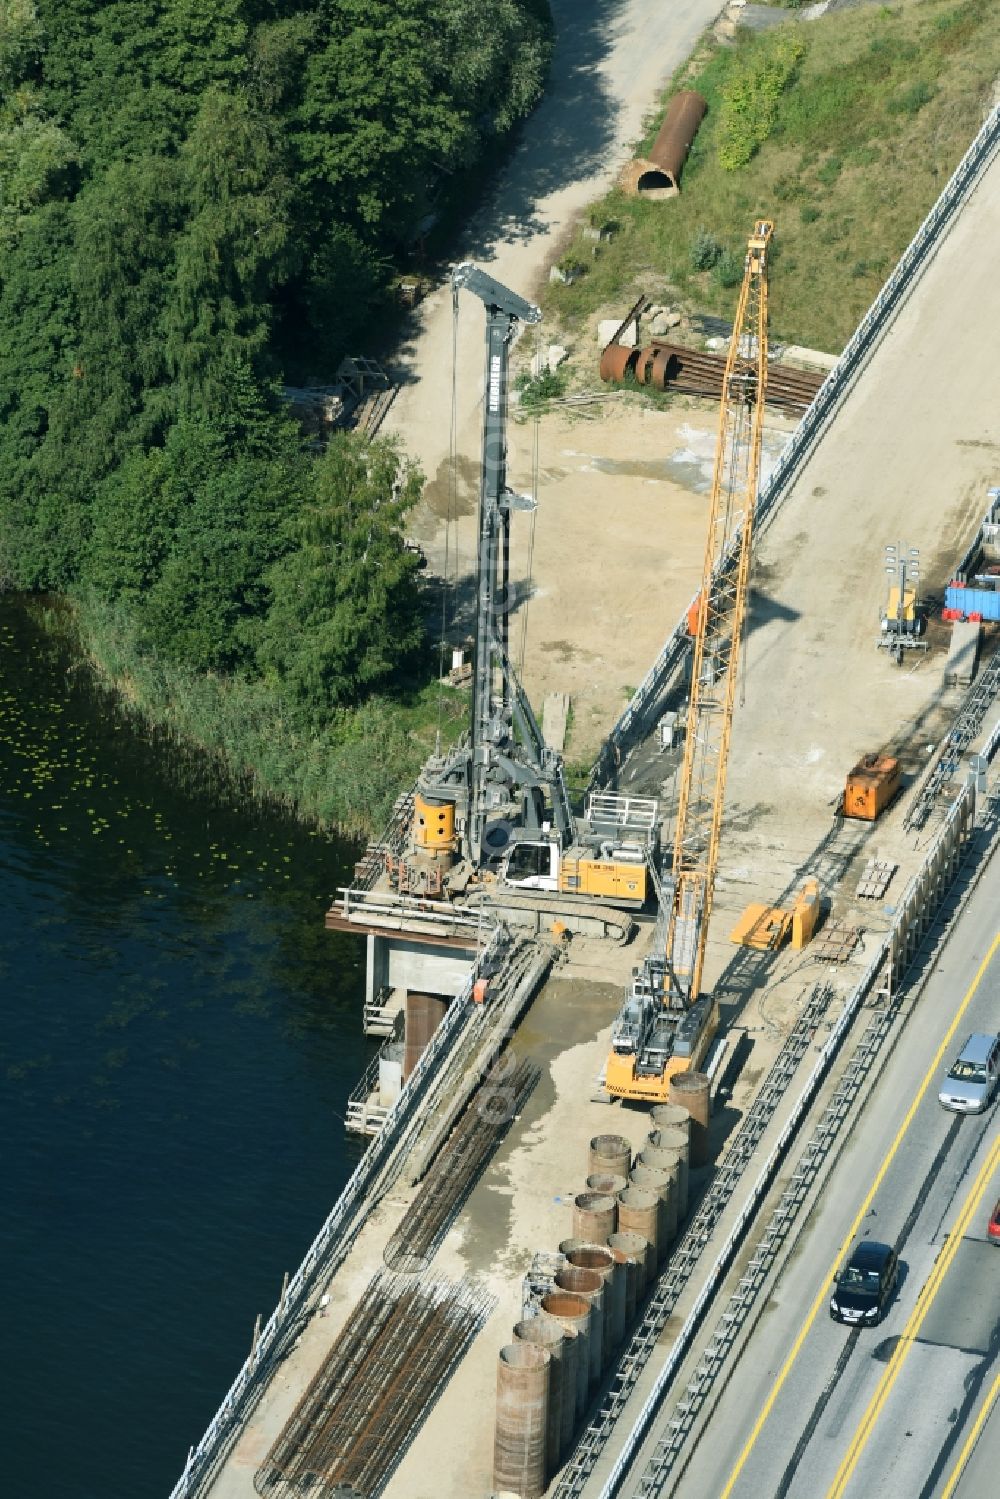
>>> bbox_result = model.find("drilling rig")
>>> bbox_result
[606,220,774,1102]
[388,263,657,916]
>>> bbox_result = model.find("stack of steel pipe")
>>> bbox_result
[586,1170,628,1198]
[566,1245,626,1351]
[642,1122,690,1219]
[606,1229,648,1322]
[616,1185,659,1275]
[494,1342,551,1499]
[651,1101,692,1135]
[599,339,825,415]
[572,1190,617,1244]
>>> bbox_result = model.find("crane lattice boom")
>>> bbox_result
[665,220,773,1006]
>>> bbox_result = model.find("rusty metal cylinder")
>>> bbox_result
[646,90,708,190]
[646,1125,690,1220]
[589,1133,632,1179]
[640,1145,688,1222]
[629,1163,677,1249]
[608,1229,649,1316]
[514,1317,565,1474]
[494,1342,551,1499]
[554,1266,604,1386]
[573,1191,617,1244]
[650,1102,692,1136]
[599,342,639,383]
[540,1292,590,1424]
[403,991,448,1079]
[586,1171,628,1197]
[669,1070,712,1167]
[648,1124,690,1158]
[566,1246,620,1352]
[616,1186,659,1273]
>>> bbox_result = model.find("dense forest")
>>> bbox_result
[0,1,551,817]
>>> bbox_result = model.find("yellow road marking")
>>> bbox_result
[719,928,1000,1499]
[826,1133,1000,1498]
[940,1367,1000,1499]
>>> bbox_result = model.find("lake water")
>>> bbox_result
[0,598,370,1498]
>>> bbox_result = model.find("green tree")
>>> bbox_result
[83,400,307,671]
[256,434,425,714]
[165,87,296,414]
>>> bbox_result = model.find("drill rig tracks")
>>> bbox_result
[385,1055,540,1271]
[254,1272,494,1499]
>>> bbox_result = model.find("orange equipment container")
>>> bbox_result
[686,593,702,637]
[842,754,901,822]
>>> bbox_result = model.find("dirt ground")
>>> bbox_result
[411,399,798,763]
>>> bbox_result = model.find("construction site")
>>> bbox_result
[171,79,1000,1499]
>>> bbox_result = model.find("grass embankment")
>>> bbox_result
[546,0,1000,351]
[71,598,470,837]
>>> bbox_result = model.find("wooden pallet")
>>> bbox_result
[811,920,864,963]
[856,858,897,900]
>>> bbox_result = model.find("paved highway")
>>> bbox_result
[668,859,1000,1499]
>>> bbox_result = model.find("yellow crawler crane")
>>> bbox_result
[607,220,774,1103]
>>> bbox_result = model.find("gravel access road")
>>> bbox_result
[385,0,724,530]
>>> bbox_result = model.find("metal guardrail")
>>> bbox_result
[169,923,507,1499]
[592,778,983,1499]
[904,647,1000,830]
[589,102,1000,793]
[630,996,900,1496]
[982,715,1000,766]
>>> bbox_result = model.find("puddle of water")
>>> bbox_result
[563,424,793,496]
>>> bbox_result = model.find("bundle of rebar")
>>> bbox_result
[600,339,825,415]
[385,1054,539,1272]
[255,1271,494,1499]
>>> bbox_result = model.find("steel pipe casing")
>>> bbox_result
[540,1293,590,1424]
[589,1133,632,1179]
[554,1266,604,1386]
[494,1342,551,1499]
[513,1317,564,1474]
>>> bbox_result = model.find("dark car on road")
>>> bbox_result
[830,1240,898,1326]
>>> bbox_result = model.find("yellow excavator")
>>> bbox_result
[606,220,774,1103]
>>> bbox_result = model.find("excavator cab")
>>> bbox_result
[500,832,561,890]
